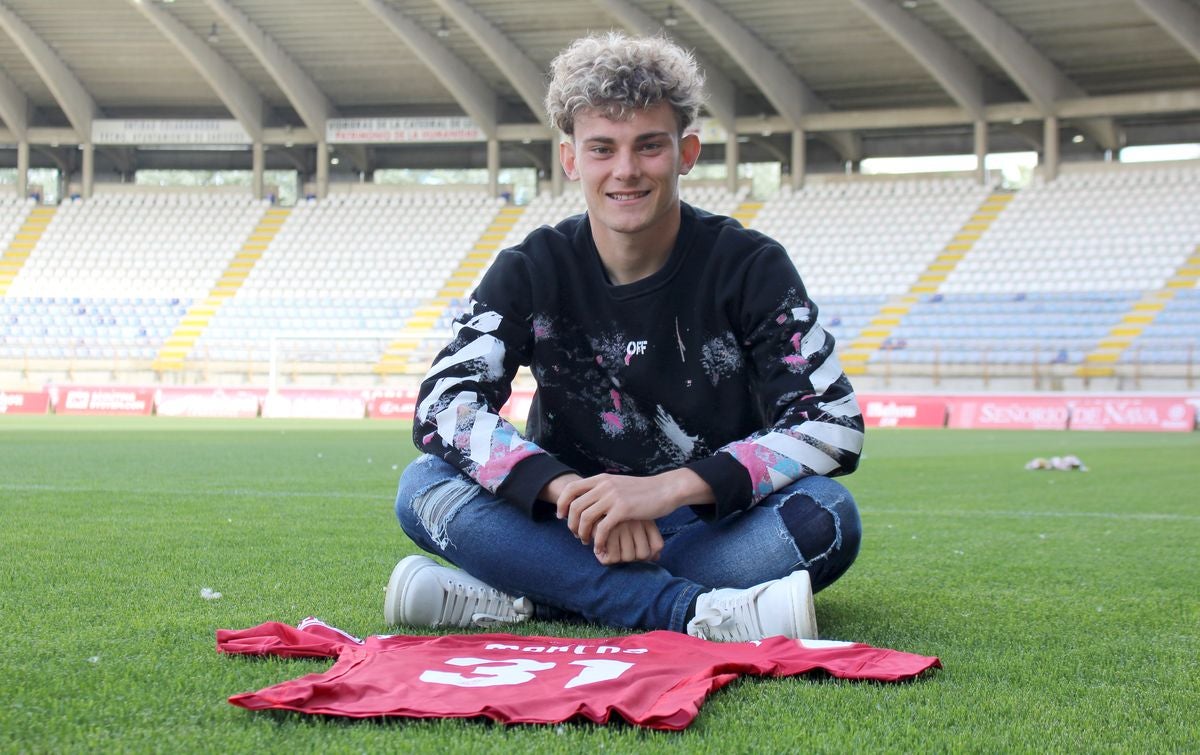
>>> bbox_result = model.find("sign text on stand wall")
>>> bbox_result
[261,390,366,420]
[1066,396,1194,432]
[859,395,946,428]
[947,396,1071,430]
[92,119,251,145]
[51,386,155,416]
[326,117,486,144]
[0,390,49,415]
[154,388,263,419]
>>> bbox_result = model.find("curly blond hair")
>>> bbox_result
[544,31,706,136]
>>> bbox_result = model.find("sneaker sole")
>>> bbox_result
[383,554,438,625]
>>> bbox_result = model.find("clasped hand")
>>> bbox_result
[552,473,684,566]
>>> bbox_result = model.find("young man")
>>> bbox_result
[387,32,863,641]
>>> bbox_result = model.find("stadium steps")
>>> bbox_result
[731,201,764,228]
[840,192,1014,375]
[0,205,56,297]
[374,205,526,375]
[1077,243,1200,378]
[152,206,291,371]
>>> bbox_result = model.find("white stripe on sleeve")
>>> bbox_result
[462,311,504,334]
[416,376,461,422]
[767,465,794,490]
[468,412,500,463]
[755,431,840,475]
[434,391,478,446]
[425,334,504,380]
[818,393,861,419]
[799,420,865,455]
[808,352,844,394]
[799,323,827,358]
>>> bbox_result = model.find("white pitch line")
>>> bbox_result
[863,507,1200,523]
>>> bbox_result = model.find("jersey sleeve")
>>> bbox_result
[413,248,576,517]
[216,617,359,659]
[756,636,942,682]
[685,242,864,518]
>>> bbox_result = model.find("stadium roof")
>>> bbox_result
[1,0,1199,178]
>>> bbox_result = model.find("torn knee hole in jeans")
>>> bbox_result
[411,479,476,550]
[780,494,842,569]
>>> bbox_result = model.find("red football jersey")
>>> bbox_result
[218,618,941,731]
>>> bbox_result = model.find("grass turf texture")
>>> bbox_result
[1,416,1197,753]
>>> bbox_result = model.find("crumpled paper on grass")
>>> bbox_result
[1024,455,1088,471]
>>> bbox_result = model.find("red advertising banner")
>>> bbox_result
[1067,396,1195,432]
[368,389,533,422]
[946,396,1069,430]
[366,390,419,420]
[0,390,50,415]
[261,389,366,419]
[53,386,155,416]
[155,387,262,419]
[859,394,946,428]
[501,389,535,423]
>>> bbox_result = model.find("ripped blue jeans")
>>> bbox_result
[395,454,861,633]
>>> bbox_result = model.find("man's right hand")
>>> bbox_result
[539,472,584,504]
[593,519,663,565]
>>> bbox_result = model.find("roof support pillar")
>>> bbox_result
[1043,117,1059,183]
[487,138,500,198]
[16,140,29,198]
[791,130,806,191]
[316,141,329,199]
[974,120,988,186]
[725,138,739,195]
[252,142,265,200]
[80,142,94,199]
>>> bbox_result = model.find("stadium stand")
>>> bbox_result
[0,198,48,298]
[1,193,263,363]
[9,192,264,300]
[0,197,33,251]
[1130,288,1200,365]
[193,190,503,373]
[943,165,1199,295]
[756,177,995,298]
[2,163,1198,389]
[748,177,999,367]
[729,164,1199,382]
[932,163,1200,378]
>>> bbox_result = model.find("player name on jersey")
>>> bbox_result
[218,618,941,731]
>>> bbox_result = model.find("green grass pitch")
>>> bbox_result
[1,416,1197,752]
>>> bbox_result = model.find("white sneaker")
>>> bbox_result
[686,570,818,641]
[384,555,534,628]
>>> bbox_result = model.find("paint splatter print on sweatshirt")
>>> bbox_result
[413,204,863,520]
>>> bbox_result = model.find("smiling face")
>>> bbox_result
[559,102,701,264]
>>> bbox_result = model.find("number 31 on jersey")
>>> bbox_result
[420,657,634,689]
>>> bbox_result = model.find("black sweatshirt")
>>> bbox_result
[414,203,863,521]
